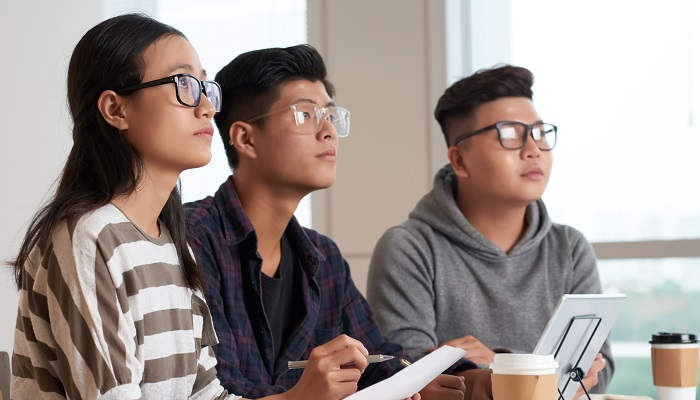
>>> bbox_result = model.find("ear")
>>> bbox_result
[229,121,257,160]
[448,145,470,179]
[97,90,129,131]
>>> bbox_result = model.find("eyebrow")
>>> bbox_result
[168,63,207,79]
[295,98,335,107]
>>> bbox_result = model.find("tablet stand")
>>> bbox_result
[554,314,602,400]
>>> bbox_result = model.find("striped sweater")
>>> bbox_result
[11,204,241,400]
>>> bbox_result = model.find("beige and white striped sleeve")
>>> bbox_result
[188,346,240,400]
[189,292,241,400]
[12,219,143,400]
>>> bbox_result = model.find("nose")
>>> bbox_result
[317,114,337,142]
[521,130,542,159]
[195,92,216,120]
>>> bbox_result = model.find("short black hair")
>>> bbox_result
[434,65,534,147]
[214,44,335,169]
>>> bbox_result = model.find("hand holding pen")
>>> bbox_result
[283,334,370,400]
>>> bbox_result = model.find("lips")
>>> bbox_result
[521,167,545,179]
[316,149,337,160]
[193,126,214,139]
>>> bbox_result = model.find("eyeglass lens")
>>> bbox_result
[292,102,350,137]
[175,75,222,112]
[498,122,556,150]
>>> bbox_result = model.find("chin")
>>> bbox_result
[308,177,334,191]
[303,176,335,192]
[290,165,335,192]
[178,160,211,173]
[505,189,544,206]
[519,183,546,198]
[188,152,213,169]
[311,168,336,186]
[518,193,544,205]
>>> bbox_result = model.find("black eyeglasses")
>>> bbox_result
[452,120,558,151]
[116,73,222,112]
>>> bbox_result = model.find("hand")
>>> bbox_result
[458,369,493,400]
[285,334,369,400]
[419,374,466,400]
[441,335,495,365]
[402,395,421,400]
[573,353,606,400]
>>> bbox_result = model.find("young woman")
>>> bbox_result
[10,14,385,400]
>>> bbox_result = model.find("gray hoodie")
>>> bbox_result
[367,164,613,392]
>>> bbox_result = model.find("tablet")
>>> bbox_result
[533,294,627,400]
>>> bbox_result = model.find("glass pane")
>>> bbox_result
[509,0,700,242]
[599,258,700,397]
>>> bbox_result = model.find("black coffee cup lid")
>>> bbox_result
[650,332,698,344]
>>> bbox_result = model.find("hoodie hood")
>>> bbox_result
[408,164,552,260]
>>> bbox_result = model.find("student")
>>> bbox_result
[367,65,613,395]
[185,45,480,400]
[9,14,371,400]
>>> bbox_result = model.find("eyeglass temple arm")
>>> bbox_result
[247,105,296,124]
[116,76,176,94]
[451,123,498,147]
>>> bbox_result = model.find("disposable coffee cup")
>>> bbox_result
[650,332,699,400]
[490,353,559,400]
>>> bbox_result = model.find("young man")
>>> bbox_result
[185,45,483,400]
[367,65,613,395]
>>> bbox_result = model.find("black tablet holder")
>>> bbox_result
[554,314,602,400]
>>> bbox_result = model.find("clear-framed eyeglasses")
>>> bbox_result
[452,120,557,151]
[248,101,351,137]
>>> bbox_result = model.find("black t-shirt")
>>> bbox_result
[260,236,297,362]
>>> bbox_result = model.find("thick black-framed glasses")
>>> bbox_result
[116,73,222,112]
[452,120,558,151]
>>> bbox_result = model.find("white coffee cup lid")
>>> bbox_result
[490,353,559,375]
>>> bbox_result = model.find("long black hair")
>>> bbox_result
[11,13,201,289]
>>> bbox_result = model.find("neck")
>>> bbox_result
[456,181,529,254]
[233,168,305,277]
[112,163,180,238]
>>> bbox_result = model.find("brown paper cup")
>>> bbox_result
[651,346,699,387]
[492,373,557,400]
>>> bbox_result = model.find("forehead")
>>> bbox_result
[139,35,206,80]
[274,79,333,106]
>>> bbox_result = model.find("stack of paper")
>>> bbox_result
[345,345,467,400]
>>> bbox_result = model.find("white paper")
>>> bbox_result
[345,345,467,400]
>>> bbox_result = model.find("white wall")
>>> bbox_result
[307,0,449,294]
[0,1,103,354]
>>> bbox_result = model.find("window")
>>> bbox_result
[449,0,700,396]
[509,0,700,243]
[104,0,312,226]
[600,258,700,395]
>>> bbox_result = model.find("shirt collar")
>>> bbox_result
[213,176,256,245]
[214,176,323,275]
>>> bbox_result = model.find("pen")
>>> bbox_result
[288,354,395,369]
[399,358,412,368]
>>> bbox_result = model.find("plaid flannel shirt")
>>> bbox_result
[185,177,444,397]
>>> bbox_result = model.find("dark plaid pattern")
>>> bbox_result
[185,177,420,398]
